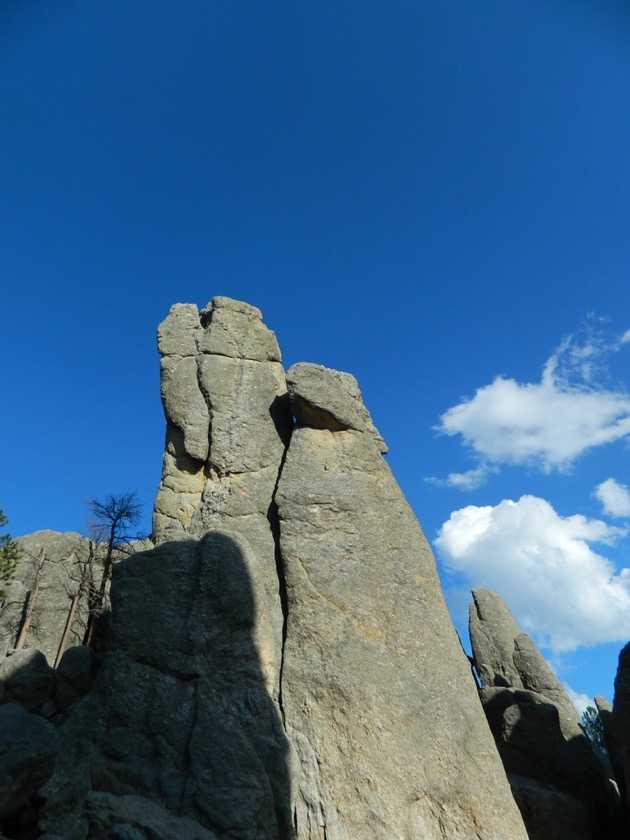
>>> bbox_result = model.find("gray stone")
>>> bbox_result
[276,414,526,837]
[197,296,282,361]
[0,703,60,817]
[157,303,200,356]
[55,645,93,712]
[470,588,582,739]
[153,297,292,698]
[160,354,209,462]
[4,531,94,665]
[509,774,594,840]
[612,642,630,819]
[0,648,54,712]
[287,362,388,453]
[41,532,293,840]
[472,592,624,839]
[84,792,218,839]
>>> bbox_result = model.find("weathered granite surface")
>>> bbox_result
[276,364,527,839]
[3,531,93,664]
[40,532,292,840]
[153,297,291,699]
[470,588,623,839]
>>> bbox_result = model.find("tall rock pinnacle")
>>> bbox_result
[153,296,291,695]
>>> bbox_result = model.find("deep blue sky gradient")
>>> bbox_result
[2,0,630,703]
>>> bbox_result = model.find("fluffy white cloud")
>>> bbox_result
[595,478,630,518]
[436,330,630,475]
[435,495,629,652]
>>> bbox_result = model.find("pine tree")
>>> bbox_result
[0,508,20,603]
[581,705,607,754]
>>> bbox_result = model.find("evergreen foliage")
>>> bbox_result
[0,508,20,603]
[581,705,607,754]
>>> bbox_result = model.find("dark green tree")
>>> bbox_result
[0,508,20,603]
[581,705,607,754]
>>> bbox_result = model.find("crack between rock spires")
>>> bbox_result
[268,421,293,729]
[196,348,282,364]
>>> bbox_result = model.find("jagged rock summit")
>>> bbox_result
[3,297,530,839]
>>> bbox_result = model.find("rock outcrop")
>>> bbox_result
[3,297,532,839]
[39,532,292,840]
[470,588,623,839]
[2,531,93,665]
[611,642,630,825]
[153,297,291,698]
[276,364,524,838]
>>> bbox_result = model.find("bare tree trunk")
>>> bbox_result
[14,548,46,650]
[54,593,80,668]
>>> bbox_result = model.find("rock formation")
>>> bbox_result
[2,531,93,665]
[470,588,623,839]
[276,364,522,838]
[2,297,535,839]
[153,297,291,698]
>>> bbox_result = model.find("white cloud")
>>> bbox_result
[564,684,591,716]
[436,329,630,475]
[435,495,629,652]
[621,330,630,345]
[595,478,630,518]
[426,465,490,490]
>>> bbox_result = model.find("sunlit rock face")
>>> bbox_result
[276,364,527,840]
[153,297,291,697]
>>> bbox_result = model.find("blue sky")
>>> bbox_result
[3,0,630,708]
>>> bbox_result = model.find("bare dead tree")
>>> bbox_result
[14,548,47,650]
[54,542,97,666]
[82,491,143,646]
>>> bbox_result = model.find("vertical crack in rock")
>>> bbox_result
[268,440,292,728]
[153,296,292,700]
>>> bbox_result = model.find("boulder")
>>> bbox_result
[55,645,94,712]
[84,792,218,839]
[276,366,527,839]
[286,362,388,453]
[0,648,54,712]
[612,642,630,818]
[0,703,60,817]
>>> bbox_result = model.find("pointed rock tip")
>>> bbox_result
[202,296,263,320]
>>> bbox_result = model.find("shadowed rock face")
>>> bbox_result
[9,298,531,840]
[611,643,630,823]
[470,588,624,840]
